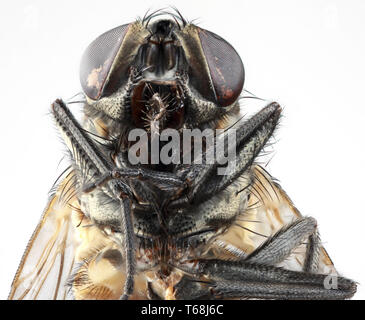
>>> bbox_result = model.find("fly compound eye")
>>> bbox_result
[197,28,244,107]
[80,23,130,100]
[177,25,245,108]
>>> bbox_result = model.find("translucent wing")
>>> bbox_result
[211,165,337,275]
[9,169,81,300]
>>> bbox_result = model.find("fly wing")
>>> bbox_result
[211,165,337,275]
[9,169,81,300]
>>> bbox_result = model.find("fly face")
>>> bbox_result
[80,15,244,135]
[9,10,356,300]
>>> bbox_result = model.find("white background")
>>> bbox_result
[0,0,364,299]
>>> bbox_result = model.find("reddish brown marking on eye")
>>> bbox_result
[86,58,112,96]
[87,66,102,89]
[221,87,234,100]
[197,27,244,107]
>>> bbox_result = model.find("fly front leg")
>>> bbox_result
[113,196,135,300]
[51,99,136,299]
[168,102,282,209]
[82,167,186,194]
[80,165,185,232]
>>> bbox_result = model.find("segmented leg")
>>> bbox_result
[175,259,356,300]
[52,99,136,299]
[243,216,320,273]
[82,167,185,194]
[303,230,320,273]
[114,197,135,300]
[245,217,318,267]
[208,278,355,300]
[174,217,356,300]
[169,102,281,208]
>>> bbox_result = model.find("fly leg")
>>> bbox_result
[303,230,321,273]
[81,167,185,194]
[197,260,356,300]
[52,99,136,299]
[79,165,185,232]
[244,217,320,271]
[174,259,356,300]
[174,216,356,300]
[168,102,281,208]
